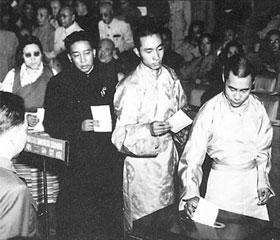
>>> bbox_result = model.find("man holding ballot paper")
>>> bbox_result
[44,31,122,239]
[179,55,274,222]
[112,19,191,232]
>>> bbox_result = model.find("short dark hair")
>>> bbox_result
[133,17,161,50]
[0,92,25,135]
[65,30,93,53]
[37,3,52,16]
[59,5,75,16]
[223,54,255,81]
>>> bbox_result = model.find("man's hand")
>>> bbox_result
[150,121,171,136]
[183,196,200,218]
[81,119,100,132]
[257,187,271,205]
[26,114,39,127]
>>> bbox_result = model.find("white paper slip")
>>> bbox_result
[90,105,112,132]
[26,108,45,133]
[137,6,147,16]
[192,197,219,227]
[167,109,192,133]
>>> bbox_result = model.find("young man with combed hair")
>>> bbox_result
[112,18,189,231]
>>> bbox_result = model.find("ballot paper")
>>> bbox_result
[167,109,192,133]
[26,108,45,133]
[137,6,147,16]
[90,105,112,132]
[192,197,219,227]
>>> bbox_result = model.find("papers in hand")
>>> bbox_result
[167,109,192,133]
[90,105,112,132]
[26,108,45,133]
[192,197,219,227]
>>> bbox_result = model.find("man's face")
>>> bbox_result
[227,46,239,58]
[37,8,49,26]
[224,71,252,108]
[199,36,212,56]
[100,6,113,24]
[75,1,86,16]
[269,33,280,53]
[60,8,74,28]
[98,40,114,63]
[135,34,164,71]
[50,0,61,16]
[68,40,95,74]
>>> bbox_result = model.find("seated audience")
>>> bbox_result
[0,91,37,239]
[0,28,19,82]
[259,29,280,73]
[201,40,244,104]
[98,2,134,54]
[168,0,192,54]
[32,4,55,55]
[49,0,62,29]
[52,5,83,57]
[115,0,141,30]
[1,36,53,127]
[160,27,184,75]
[74,0,99,48]
[179,55,274,221]
[177,20,205,63]
[96,38,124,90]
[21,0,36,33]
[216,27,239,56]
[180,33,217,84]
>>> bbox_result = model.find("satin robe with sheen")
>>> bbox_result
[179,93,274,220]
[112,63,188,230]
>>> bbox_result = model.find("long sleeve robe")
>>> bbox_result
[112,63,188,230]
[179,93,274,220]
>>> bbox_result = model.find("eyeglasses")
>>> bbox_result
[270,39,280,44]
[24,51,41,58]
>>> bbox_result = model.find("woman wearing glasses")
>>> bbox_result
[1,36,53,127]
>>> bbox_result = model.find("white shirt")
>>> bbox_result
[98,18,134,53]
[54,21,83,54]
[1,63,44,93]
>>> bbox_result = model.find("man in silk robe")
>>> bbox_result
[112,20,189,231]
[179,55,274,221]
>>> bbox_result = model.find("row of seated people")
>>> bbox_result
[0,0,175,83]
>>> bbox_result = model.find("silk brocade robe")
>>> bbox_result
[112,63,188,230]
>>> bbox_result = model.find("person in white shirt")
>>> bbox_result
[52,5,83,56]
[98,2,134,53]
[179,55,274,221]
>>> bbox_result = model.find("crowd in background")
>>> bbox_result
[0,0,280,239]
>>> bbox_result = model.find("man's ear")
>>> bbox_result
[133,47,140,58]
[92,49,96,58]
[67,53,72,63]
[222,73,225,82]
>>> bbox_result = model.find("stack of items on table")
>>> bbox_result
[14,163,60,204]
